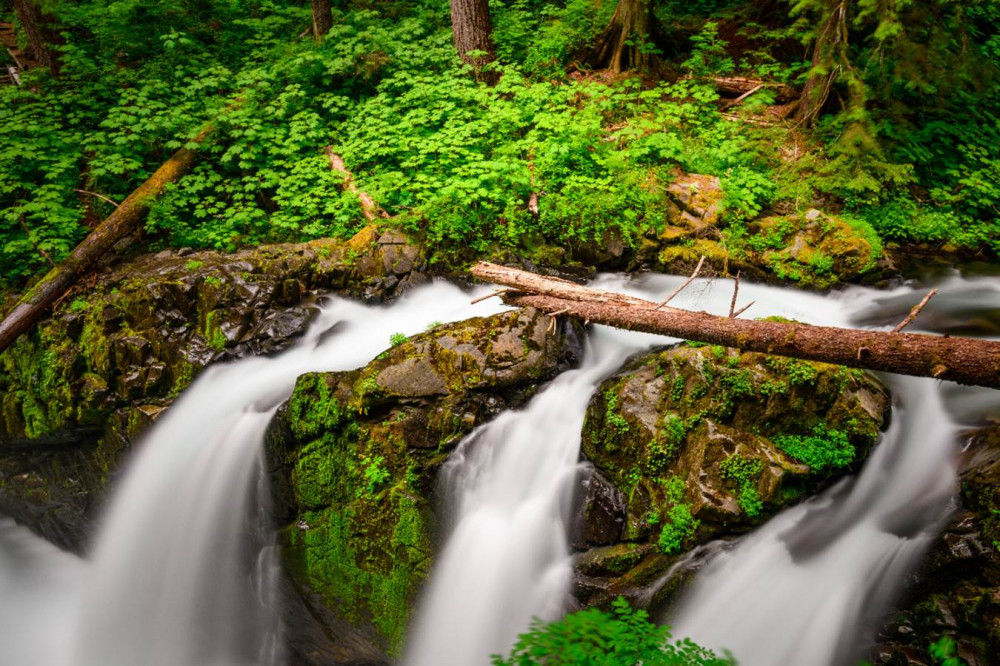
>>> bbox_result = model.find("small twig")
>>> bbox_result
[892,289,938,333]
[74,188,120,209]
[728,271,741,318]
[546,307,570,333]
[733,84,763,104]
[656,256,705,310]
[6,47,24,71]
[470,288,510,305]
[732,301,755,318]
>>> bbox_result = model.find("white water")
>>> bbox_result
[0,280,506,666]
[666,273,1000,666]
[404,325,659,666]
[405,272,859,665]
[1,271,995,666]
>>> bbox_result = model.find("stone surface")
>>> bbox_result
[573,342,890,611]
[264,308,584,660]
[0,225,425,550]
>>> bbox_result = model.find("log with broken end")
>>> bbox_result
[0,124,215,355]
[470,262,1000,390]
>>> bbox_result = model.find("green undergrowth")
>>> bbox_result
[492,596,735,665]
[773,424,854,473]
[5,1,1000,287]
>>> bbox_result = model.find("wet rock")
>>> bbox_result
[577,470,627,546]
[264,308,584,658]
[0,225,426,549]
[574,342,889,610]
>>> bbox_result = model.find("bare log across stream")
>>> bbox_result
[0,124,214,356]
[471,262,1000,390]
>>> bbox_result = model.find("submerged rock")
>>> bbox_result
[574,342,889,611]
[870,425,1000,666]
[265,308,584,662]
[0,225,425,550]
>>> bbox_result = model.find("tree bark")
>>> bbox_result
[0,124,214,356]
[311,0,333,38]
[795,0,850,125]
[12,0,61,75]
[471,262,1000,390]
[589,0,654,73]
[449,0,498,84]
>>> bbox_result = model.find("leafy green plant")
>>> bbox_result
[389,332,408,347]
[361,455,391,495]
[719,454,765,517]
[773,424,854,472]
[492,596,735,665]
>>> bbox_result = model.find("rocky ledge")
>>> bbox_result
[0,225,424,549]
[572,342,890,612]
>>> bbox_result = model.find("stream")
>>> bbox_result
[1,270,996,666]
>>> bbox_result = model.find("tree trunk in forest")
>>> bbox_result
[311,0,333,38]
[795,0,850,125]
[471,262,1000,390]
[449,0,498,84]
[0,124,214,356]
[589,0,654,73]
[12,0,61,75]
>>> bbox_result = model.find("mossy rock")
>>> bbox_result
[746,210,882,288]
[575,342,889,609]
[0,225,426,550]
[265,307,584,657]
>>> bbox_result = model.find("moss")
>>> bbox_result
[202,309,228,352]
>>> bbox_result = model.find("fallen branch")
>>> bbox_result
[707,76,798,103]
[892,289,938,333]
[728,271,741,318]
[470,262,1000,389]
[73,188,121,209]
[656,256,705,310]
[0,123,214,355]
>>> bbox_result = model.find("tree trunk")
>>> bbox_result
[795,0,849,125]
[470,262,1000,390]
[12,0,61,75]
[0,124,214,356]
[311,0,333,38]
[449,0,498,84]
[589,0,654,73]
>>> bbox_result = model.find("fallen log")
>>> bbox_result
[470,262,1000,390]
[0,124,214,355]
[708,76,798,103]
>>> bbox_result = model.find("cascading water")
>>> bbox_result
[668,376,957,666]
[404,326,661,666]
[663,273,1000,666]
[405,273,857,665]
[1,271,996,666]
[0,280,506,666]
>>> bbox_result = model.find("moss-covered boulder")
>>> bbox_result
[745,210,883,288]
[631,172,883,288]
[0,225,425,550]
[265,308,583,660]
[871,425,1000,666]
[574,342,889,609]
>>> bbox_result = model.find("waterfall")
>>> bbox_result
[404,273,850,664]
[0,271,995,666]
[668,377,958,665]
[404,326,657,666]
[0,280,505,666]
